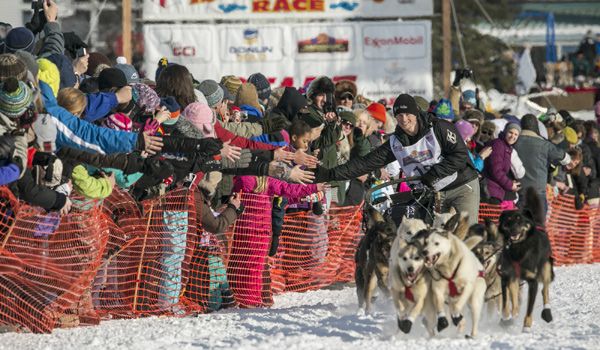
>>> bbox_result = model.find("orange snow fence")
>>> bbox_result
[0,186,598,333]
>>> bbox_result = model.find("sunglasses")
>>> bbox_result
[480,130,494,136]
[342,120,354,127]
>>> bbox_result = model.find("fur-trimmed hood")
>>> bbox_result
[334,80,357,101]
[173,117,206,139]
[306,76,334,100]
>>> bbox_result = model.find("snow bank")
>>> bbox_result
[1,264,599,350]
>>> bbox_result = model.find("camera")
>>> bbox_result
[26,0,49,35]
[76,47,87,58]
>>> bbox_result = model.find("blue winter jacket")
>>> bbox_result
[84,92,118,122]
[40,81,138,154]
[0,163,21,185]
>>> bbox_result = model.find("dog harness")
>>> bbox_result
[435,261,485,297]
[505,226,551,278]
[405,287,415,303]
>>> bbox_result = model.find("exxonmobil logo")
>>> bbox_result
[364,36,424,48]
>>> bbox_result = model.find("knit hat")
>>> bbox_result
[220,75,243,96]
[160,96,181,126]
[98,68,127,91]
[115,58,140,84]
[86,52,112,77]
[183,102,215,138]
[220,83,234,101]
[248,73,271,101]
[32,114,57,152]
[454,120,475,141]
[0,54,27,82]
[393,94,419,116]
[198,80,224,108]
[47,53,77,89]
[564,127,578,145]
[366,102,387,124]
[13,51,38,78]
[0,78,34,118]
[413,96,429,112]
[130,83,160,113]
[462,90,477,106]
[433,98,455,121]
[37,58,60,97]
[464,109,484,125]
[3,27,35,53]
[339,111,356,126]
[504,122,522,134]
[235,83,262,112]
[104,112,133,132]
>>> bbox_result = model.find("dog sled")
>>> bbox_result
[365,177,438,227]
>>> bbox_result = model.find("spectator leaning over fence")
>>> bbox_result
[514,114,572,216]
[312,93,481,225]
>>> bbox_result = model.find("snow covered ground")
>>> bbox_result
[2,264,600,350]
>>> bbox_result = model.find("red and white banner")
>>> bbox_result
[143,0,433,21]
[144,21,433,101]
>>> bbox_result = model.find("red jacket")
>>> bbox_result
[214,122,277,151]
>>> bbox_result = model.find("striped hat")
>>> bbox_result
[104,112,133,132]
[0,78,33,118]
[0,53,27,82]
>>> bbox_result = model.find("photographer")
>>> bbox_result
[449,68,479,118]
[303,76,341,170]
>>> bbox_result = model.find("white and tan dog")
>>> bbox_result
[388,218,436,335]
[421,213,487,339]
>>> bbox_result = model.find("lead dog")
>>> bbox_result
[355,207,397,313]
[388,218,434,334]
[497,188,554,332]
[421,213,487,338]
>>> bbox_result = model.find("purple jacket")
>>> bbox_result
[484,135,514,200]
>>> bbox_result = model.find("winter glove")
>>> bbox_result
[420,172,436,190]
[221,149,252,169]
[141,157,175,183]
[191,155,222,174]
[0,134,15,160]
[63,32,88,59]
[260,115,290,134]
[353,126,364,139]
[161,136,223,156]
[452,69,468,87]
[32,151,57,167]
[144,118,160,134]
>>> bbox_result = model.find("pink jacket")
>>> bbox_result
[232,176,317,201]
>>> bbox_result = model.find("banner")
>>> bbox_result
[143,0,433,21]
[144,21,433,102]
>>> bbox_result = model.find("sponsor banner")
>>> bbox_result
[143,0,433,21]
[144,21,432,101]
[292,25,355,60]
[220,27,285,62]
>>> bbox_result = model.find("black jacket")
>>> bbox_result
[11,169,66,211]
[314,112,478,191]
